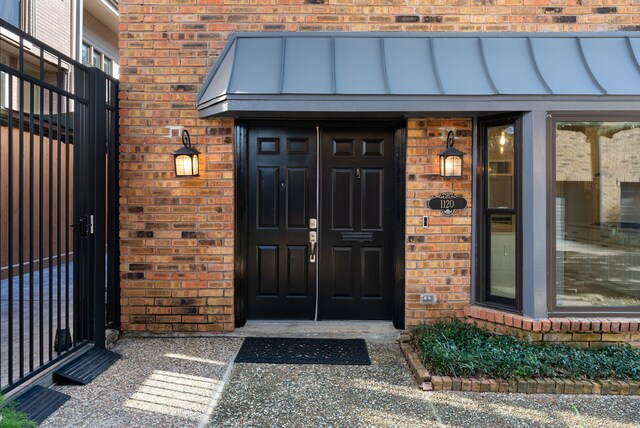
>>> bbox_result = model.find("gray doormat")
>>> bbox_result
[234,337,371,365]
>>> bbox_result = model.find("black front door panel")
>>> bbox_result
[247,127,317,319]
[319,129,394,320]
[246,126,394,320]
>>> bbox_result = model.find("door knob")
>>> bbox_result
[309,231,317,263]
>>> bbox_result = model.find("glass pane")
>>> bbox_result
[92,50,101,68]
[489,214,517,300]
[0,0,20,27]
[555,121,640,307]
[103,57,113,76]
[487,124,515,209]
[0,72,7,108]
[444,155,462,177]
[81,43,90,66]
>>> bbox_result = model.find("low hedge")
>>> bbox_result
[0,394,37,428]
[413,320,640,380]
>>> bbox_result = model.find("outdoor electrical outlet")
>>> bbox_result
[420,293,437,304]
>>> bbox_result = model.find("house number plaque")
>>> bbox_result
[428,193,467,216]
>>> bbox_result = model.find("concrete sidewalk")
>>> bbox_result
[43,336,640,428]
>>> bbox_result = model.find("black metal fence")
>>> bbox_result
[0,19,119,391]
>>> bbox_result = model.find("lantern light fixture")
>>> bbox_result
[173,130,199,177]
[439,130,464,179]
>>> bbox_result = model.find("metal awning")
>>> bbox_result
[197,32,640,117]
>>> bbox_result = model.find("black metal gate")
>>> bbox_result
[0,19,119,391]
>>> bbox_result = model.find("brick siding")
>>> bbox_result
[405,119,472,327]
[118,1,640,333]
[33,0,72,57]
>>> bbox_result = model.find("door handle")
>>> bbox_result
[69,214,93,237]
[309,231,317,263]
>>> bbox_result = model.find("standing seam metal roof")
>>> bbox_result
[196,32,640,116]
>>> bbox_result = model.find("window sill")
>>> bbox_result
[472,301,520,315]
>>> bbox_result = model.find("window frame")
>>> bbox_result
[81,41,114,77]
[81,43,91,67]
[548,112,640,316]
[103,57,113,76]
[92,48,102,69]
[475,115,523,313]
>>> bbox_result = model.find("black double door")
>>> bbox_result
[247,126,395,320]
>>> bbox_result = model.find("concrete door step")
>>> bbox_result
[232,321,401,342]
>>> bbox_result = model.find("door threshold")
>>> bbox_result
[233,320,400,342]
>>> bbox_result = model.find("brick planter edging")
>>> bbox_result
[428,376,640,395]
[465,305,640,334]
[399,333,431,389]
[400,334,640,395]
[463,306,640,348]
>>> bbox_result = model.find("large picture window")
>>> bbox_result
[553,118,640,311]
[477,117,522,311]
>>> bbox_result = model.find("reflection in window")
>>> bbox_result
[0,75,6,109]
[489,214,516,299]
[555,121,640,307]
[103,58,113,76]
[81,43,91,66]
[482,122,518,308]
[92,50,101,68]
[0,0,20,28]
[488,125,515,209]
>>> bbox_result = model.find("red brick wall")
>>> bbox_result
[405,119,473,327]
[118,1,640,333]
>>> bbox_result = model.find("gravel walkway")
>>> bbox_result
[42,337,640,427]
[42,337,242,428]
[209,342,640,428]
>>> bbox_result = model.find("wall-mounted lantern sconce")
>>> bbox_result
[173,130,199,177]
[439,130,464,179]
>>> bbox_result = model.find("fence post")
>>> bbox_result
[87,68,107,348]
[106,78,120,330]
[73,68,89,345]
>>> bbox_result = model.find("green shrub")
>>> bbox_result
[0,395,37,428]
[413,319,640,380]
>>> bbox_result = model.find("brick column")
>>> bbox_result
[405,119,473,327]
